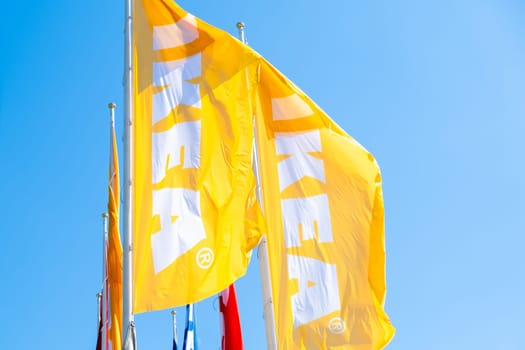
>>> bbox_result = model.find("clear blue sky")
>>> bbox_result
[1,0,524,349]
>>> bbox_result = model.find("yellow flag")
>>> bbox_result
[107,119,123,350]
[254,60,395,349]
[132,0,263,312]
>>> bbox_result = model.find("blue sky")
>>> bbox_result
[1,0,524,349]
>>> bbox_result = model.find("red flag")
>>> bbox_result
[219,284,244,350]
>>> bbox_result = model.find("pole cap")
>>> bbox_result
[102,213,109,218]
[108,102,116,109]
[171,310,177,315]
[236,22,245,29]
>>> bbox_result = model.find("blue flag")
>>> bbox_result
[183,304,197,350]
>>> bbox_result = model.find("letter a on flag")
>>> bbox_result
[253,60,395,348]
[132,0,263,311]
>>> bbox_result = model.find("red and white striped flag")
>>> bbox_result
[219,284,243,350]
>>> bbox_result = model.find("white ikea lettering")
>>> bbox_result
[151,188,206,274]
[152,53,202,124]
[271,94,313,121]
[153,14,198,50]
[271,98,343,327]
[275,131,325,191]
[152,121,201,184]
[281,194,333,248]
[287,254,340,328]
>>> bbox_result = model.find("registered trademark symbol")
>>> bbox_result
[328,317,346,334]
[196,247,214,269]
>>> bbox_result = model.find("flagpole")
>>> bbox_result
[102,213,109,350]
[236,22,278,350]
[123,0,135,346]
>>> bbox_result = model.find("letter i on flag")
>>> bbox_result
[183,304,197,350]
[219,284,244,350]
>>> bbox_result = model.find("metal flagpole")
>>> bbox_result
[123,0,135,347]
[236,22,278,350]
[102,213,109,350]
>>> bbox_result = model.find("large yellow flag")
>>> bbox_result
[107,116,122,350]
[254,60,395,349]
[132,0,263,312]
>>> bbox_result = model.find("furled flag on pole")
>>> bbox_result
[183,304,197,350]
[107,104,123,350]
[253,60,395,348]
[219,284,244,350]
[123,322,137,350]
[132,0,264,312]
[96,293,103,350]
[172,310,178,350]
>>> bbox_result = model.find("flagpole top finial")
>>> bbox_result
[108,102,116,109]
[171,310,176,316]
[102,213,109,218]
[236,22,245,29]
[97,292,102,298]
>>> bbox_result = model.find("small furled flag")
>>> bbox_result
[219,284,244,350]
[96,294,103,350]
[183,304,197,350]
[123,322,137,350]
[172,310,178,350]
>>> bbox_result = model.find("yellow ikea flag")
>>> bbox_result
[254,60,395,349]
[107,119,122,350]
[132,0,263,312]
